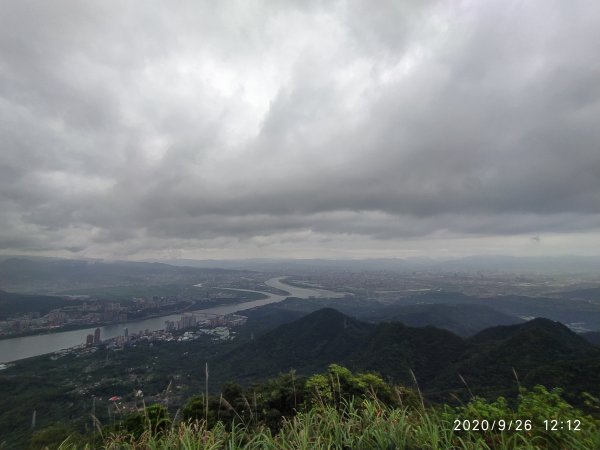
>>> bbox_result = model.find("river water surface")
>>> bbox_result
[0,277,345,363]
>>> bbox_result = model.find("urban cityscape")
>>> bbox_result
[0,291,249,338]
[46,312,250,361]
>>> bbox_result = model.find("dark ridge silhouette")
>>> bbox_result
[219,308,600,402]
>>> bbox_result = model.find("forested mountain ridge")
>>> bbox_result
[218,308,600,404]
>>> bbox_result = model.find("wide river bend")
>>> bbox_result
[0,277,345,363]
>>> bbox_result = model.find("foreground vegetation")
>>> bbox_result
[6,307,600,448]
[28,365,600,450]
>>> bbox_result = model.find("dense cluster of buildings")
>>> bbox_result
[0,295,190,337]
[75,312,247,354]
[85,327,103,346]
[164,313,246,332]
[0,312,43,335]
[131,296,181,310]
[165,313,198,331]
[0,302,128,336]
[84,327,167,349]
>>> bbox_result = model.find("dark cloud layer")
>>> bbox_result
[1,0,599,259]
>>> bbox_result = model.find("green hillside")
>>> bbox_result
[0,290,79,319]
[220,308,374,379]
[431,318,599,401]
[23,365,600,450]
[221,309,600,404]
[3,308,600,448]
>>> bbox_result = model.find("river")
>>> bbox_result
[0,277,346,363]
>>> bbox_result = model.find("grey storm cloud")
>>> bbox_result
[1,0,599,259]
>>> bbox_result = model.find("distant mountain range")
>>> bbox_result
[361,303,524,336]
[239,284,600,334]
[240,299,524,337]
[0,256,250,293]
[217,308,600,405]
[156,255,600,274]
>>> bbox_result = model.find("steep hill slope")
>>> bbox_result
[223,308,466,385]
[222,309,600,404]
[220,308,374,379]
[352,322,465,384]
[431,318,599,400]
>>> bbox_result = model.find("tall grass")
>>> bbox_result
[46,366,600,449]
[57,396,600,450]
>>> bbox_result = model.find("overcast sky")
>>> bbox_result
[1,0,599,260]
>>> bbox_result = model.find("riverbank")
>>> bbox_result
[0,277,346,363]
[0,295,263,341]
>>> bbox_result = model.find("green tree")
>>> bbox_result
[305,364,397,407]
[121,404,170,439]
